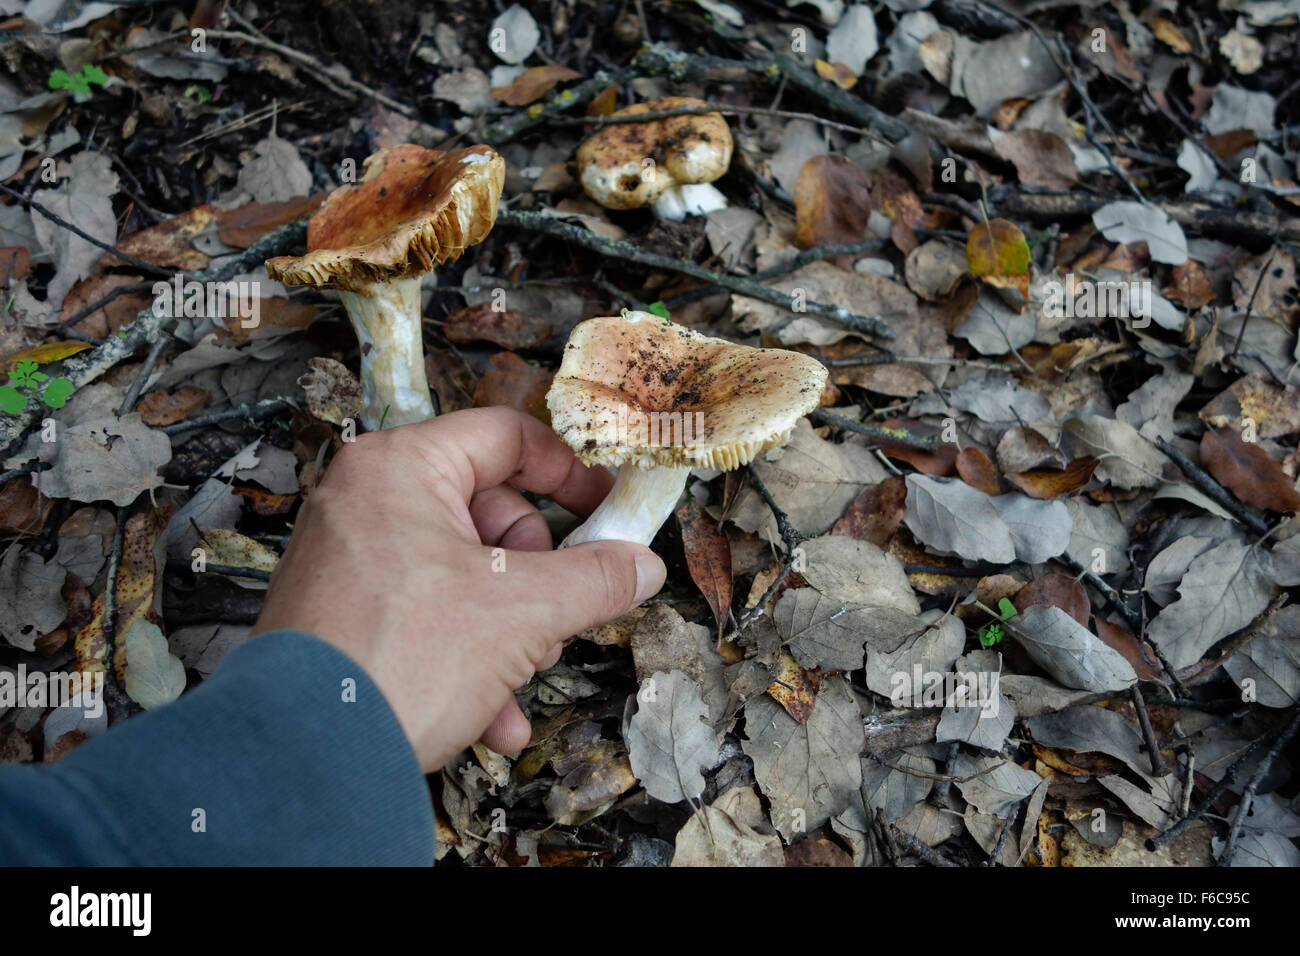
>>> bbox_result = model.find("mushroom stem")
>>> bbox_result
[562,463,692,547]
[652,183,729,221]
[338,277,434,429]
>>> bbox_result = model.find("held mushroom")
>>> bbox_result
[266,144,505,430]
[547,311,828,546]
[576,97,733,221]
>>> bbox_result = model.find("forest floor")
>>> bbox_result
[1,0,1299,867]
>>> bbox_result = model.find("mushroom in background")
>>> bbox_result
[547,310,827,547]
[267,144,505,430]
[576,97,733,221]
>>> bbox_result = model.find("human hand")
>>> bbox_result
[252,406,666,771]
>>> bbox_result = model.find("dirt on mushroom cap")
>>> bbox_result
[265,144,505,292]
[547,312,828,470]
[576,97,734,210]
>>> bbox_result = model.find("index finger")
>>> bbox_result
[397,406,615,517]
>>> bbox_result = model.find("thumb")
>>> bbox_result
[505,540,666,644]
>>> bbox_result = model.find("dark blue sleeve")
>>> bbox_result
[0,629,435,865]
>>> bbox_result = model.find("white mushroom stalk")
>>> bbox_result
[337,278,432,429]
[652,183,729,222]
[562,463,692,547]
[547,311,828,550]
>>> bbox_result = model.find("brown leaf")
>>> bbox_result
[956,447,1000,495]
[1014,573,1089,627]
[993,130,1078,190]
[784,837,854,866]
[878,418,957,475]
[218,296,317,344]
[1202,130,1258,158]
[873,166,924,254]
[1200,427,1300,514]
[472,352,553,423]
[1148,16,1193,52]
[426,351,475,414]
[299,356,362,425]
[587,85,617,116]
[996,427,1068,473]
[1095,618,1162,681]
[0,476,55,535]
[137,385,210,426]
[0,246,32,286]
[1231,248,1297,323]
[1163,260,1216,308]
[794,155,872,255]
[814,59,858,90]
[490,65,582,106]
[676,498,734,637]
[1003,457,1099,499]
[830,475,906,547]
[443,303,554,350]
[232,483,297,517]
[59,274,154,338]
[99,205,218,270]
[216,194,326,248]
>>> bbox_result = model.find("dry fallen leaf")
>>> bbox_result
[490,64,582,105]
[966,219,1031,299]
[1200,426,1300,514]
[676,498,733,638]
[794,154,872,254]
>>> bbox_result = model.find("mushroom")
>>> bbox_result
[547,310,828,546]
[576,97,733,221]
[266,143,505,429]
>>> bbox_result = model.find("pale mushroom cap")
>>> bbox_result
[576,97,734,211]
[265,144,505,293]
[547,312,828,470]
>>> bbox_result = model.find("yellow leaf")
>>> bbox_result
[966,219,1031,297]
[814,58,858,90]
[1149,16,1193,54]
[0,340,93,372]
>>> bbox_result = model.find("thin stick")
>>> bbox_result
[116,333,168,416]
[161,399,294,436]
[1131,683,1168,777]
[496,208,894,338]
[0,184,171,278]
[809,407,939,449]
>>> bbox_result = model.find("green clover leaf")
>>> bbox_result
[647,300,671,319]
[978,622,1004,648]
[11,359,42,388]
[997,597,1018,620]
[0,385,28,415]
[41,378,75,409]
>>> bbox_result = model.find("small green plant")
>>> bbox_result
[48,64,110,99]
[0,360,75,414]
[977,597,1019,648]
[647,300,671,319]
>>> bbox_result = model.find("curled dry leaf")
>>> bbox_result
[955,447,1000,495]
[1003,457,1099,499]
[676,498,733,637]
[300,356,362,426]
[830,475,907,547]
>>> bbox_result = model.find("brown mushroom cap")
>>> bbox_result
[576,97,734,210]
[547,312,828,470]
[265,144,505,292]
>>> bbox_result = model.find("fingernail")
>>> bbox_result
[634,553,666,604]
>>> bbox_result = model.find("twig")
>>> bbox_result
[818,353,1007,371]
[495,208,894,338]
[809,407,939,449]
[1218,704,1300,866]
[889,824,959,867]
[987,811,1016,867]
[1146,732,1269,851]
[0,184,172,278]
[116,333,169,416]
[58,280,158,336]
[0,460,50,486]
[165,559,273,581]
[101,508,128,680]
[1131,683,1168,777]
[730,463,803,635]
[1154,436,1271,536]
[161,399,294,435]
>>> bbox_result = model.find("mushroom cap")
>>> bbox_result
[547,311,828,470]
[577,97,734,211]
[265,144,505,292]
